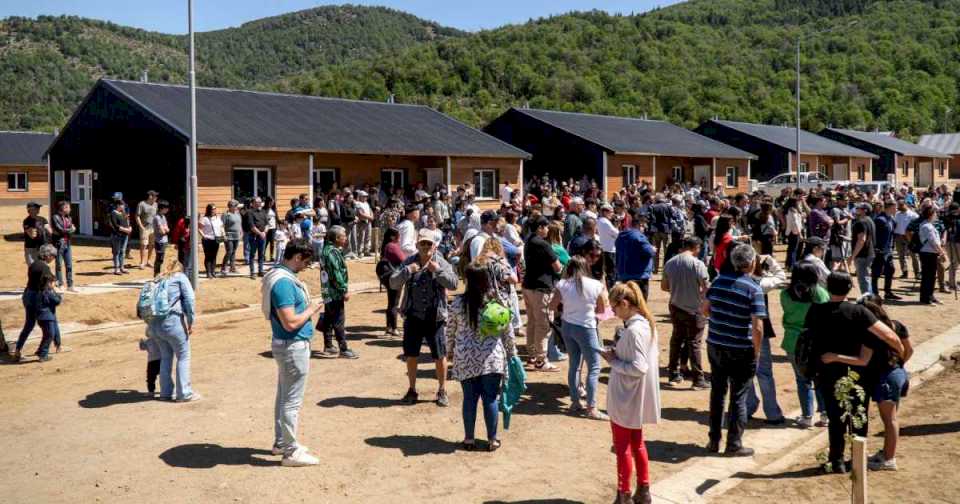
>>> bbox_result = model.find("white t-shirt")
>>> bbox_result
[397,219,417,255]
[355,201,372,221]
[557,276,605,328]
[597,216,618,253]
[500,185,513,205]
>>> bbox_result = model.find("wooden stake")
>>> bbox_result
[851,435,868,504]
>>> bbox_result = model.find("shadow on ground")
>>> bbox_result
[513,382,570,416]
[646,440,704,464]
[484,500,584,504]
[159,443,275,468]
[78,389,155,408]
[364,435,458,456]
[317,396,400,408]
[729,466,824,480]
[879,420,960,437]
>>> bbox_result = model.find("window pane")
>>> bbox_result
[234,169,254,200]
[255,170,270,198]
[6,173,13,190]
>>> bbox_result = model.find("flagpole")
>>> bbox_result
[188,0,200,290]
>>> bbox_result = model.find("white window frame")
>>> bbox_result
[622,164,637,187]
[7,172,27,192]
[54,170,65,192]
[939,161,946,178]
[233,166,273,200]
[725,166,737,188]
[312,168,337,193]
[672,165,682,183]
[474,168,497,200]
[857,165,866,181]
[381,168,405,190]
[799,162,809,172]
[902,160,909,176]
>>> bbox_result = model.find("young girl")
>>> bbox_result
[139,327,161,395]
[603,281,660,504]
[273,220,290,265]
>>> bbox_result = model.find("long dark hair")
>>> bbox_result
[787,262,819,303]
[462,263,490,329]
[859,293,893,328]
[381,227,399,257]
[204,203,216,218]
[714,216,732,247]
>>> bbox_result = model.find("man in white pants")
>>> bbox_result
[262,238,323,467]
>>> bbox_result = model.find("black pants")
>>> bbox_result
[919,252,939,303]
[668,305,704,379]
[201,238,220,277]
[707,343,756,450]
[386,288,401,330]
[154,243,166,277]
[602,252,617,288]
[265,228,276,262]
[319,299,348,351]
[871,252,895,296]
[146,359,161,392]
[819,373,870,464]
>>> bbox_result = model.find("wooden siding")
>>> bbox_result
[1,165,48,202]
[605,154,654,199]
[450,157,521,203]
[715,158,751,195]
[197,149,309,206]
[950,155,960,180]
[312,153,446,190]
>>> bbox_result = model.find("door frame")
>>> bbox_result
[71,169,94,235]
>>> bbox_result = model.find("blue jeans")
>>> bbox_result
[150,314,193,400]
[746,337,783,420]
[15,292,38,352]
[111,235,127,271]
[273,339,311,456]
[460,373,502,441]
[561,321,602,408]
[787,352,825,418]
[855,256,873,295]
[55,241,73,287]
[547,332,566,361]
[35,319,60,358]
[248,234,266,276]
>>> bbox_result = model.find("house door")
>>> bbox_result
[312,169,337,196]
[693,165,711,186]
[71,170,93,235]
[233,167,272,201]
[917,162,933,187]
[425,168,444,192]
[832,164,849,181]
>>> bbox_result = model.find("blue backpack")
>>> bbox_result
[137,278,174,322]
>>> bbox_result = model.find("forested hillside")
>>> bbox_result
[3,1,959,139]
[276,0,960,139]
[0,5,462,130]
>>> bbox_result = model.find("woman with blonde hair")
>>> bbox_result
[476,237,522,336]
[603,281,660,504]
[150,255,199,402]
[546,222,570,267]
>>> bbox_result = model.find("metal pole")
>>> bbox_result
[188,0,200,290]
[796,34,802,190]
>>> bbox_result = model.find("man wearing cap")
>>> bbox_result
[597,204,619,288]
[800,236,831,287]
[136,190,159,269]
[872,200,901,300]
[850,203,876,295]
[22,202,51,266]
[389,228,458,406]
[397,205,419,256]
[355,190,373,257]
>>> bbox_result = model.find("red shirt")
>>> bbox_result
[712,233,733,271]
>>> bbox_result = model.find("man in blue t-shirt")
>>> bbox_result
[702,243,766,457]
[872,201,900,300]
[263,238,323,467]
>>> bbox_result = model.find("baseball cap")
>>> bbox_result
[112,192,124,200]
[480,210,499,225]
[600,203,613,211]
[356,190,368,197]
[855,202,872,211]
[25,201,41,209]
[804,236,827,247]
[417,228,436,244]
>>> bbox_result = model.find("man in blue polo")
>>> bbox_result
[615,208,655,299]
[702,243,765,457]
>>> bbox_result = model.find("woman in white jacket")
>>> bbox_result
[602,281,660,504]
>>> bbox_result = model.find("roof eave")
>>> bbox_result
[614,151,758,160]
[198,144,530,160]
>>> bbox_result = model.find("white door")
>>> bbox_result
[425,168,443,192]
[694,165,711,186]
[71,170,93,235]
[917,162,933,187]
[832,164,848,181]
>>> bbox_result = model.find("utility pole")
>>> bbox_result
[188,0,200,290]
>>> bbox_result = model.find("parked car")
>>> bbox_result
[755,171,845,194]
[845,181,893,196]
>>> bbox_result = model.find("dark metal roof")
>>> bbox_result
[0,131,55,165]
[825,128,951,158]
[99,79,529,159]
[918,133,960,155]
[514,108,756,159]
[710,120,877,158]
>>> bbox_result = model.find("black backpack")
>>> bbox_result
[907,218,925,254]
[794,328,817,380]
[375,259,396,289]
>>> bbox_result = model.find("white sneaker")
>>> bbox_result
[816,413,829,427]
[868,454,897,471]
[272,444,309,456]
[797,416,814,429]
[281,447,319,467]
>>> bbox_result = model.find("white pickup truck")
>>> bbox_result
[755,172,846,194]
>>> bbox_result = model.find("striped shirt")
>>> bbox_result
[706,273,767,349]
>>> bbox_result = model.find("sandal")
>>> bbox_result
[487,439,501,452]
[535,359,561,372]
[462,440,477,451]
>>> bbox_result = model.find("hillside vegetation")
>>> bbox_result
[2,1,959,140]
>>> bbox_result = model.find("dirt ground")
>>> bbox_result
[725,360,960,504]
[2,205,960,503]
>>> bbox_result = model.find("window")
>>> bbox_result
[474,169,497,199]
[7,172,27,191]
[807,173,819,182]
[381,168,405,192]
[725,166,737,188]
[672,166,682,183]
[819,165,828,177]
[902,160,909,176]
[857,165,866,181]
[313,168,337,195]
[939,162,946,178]
[799,162,809,172]
[54,171,65,192]
[232,167,272,200]
[622,165,637,187]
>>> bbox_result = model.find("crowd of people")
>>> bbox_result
[10,172,956,501]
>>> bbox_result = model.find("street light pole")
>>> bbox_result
[188,0,200,290]
[796,33,802,190]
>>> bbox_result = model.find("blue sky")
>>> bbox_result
[1,1,684,34]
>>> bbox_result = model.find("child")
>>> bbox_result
[310,216,326,262]
[139,327,161,395]
[290,213,304,241]
[34,276,63,362]
[274,220,290,264]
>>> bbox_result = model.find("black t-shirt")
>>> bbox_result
[522,235,559,292]
[109,211,129,237]
[245,208,268,232]
[23,216,48,249]
[26,260,54,291]
[806,301,882,380]
[867,320,909,376]
[852,216,875,259]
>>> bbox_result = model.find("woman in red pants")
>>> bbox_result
[603,281,661,504]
